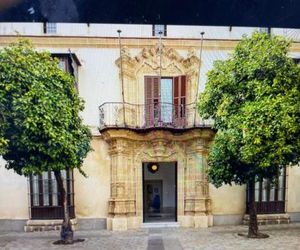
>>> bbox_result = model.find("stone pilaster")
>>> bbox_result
[181,138,212,228]
[106,138,137,230]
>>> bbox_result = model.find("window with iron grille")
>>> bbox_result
[259,27,270,34]
[29,170,75,219]
[152,24,167,36]
[43,22,57,34]
[246,168,286,214]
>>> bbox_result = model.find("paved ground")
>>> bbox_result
[0,223,300,250]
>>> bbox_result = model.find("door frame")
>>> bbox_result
[142,161,178,223]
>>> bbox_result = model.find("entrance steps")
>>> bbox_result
[243,214,290,225]
[141,222,180,228]
[24,219,78,232]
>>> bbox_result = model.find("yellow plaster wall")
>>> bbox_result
[286,166,300,212]
[74,137,111,218]
[0,158,29,219]
[210,183,246,215]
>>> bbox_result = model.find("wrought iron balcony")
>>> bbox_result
[99,102,213,131]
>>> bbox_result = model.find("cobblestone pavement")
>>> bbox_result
[0,223,300,250]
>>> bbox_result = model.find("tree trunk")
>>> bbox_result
[54,170,73,244]
[248,178,258,238]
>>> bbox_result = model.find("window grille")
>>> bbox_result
[259,27,270,34]
[44,22,57,34]
[246,168,286,214]
[29,170,75,219]
[153,24,167,36]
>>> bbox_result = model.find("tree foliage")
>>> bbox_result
[198,32,300,187]
[0,39,92,176]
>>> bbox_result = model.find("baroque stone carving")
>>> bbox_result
[102,128,214,230]
[115,43,201,104]
[116,44,200,78]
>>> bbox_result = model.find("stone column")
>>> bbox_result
[181,138,212,228]
[106,138,137,230]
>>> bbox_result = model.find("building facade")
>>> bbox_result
[0,23,300,231]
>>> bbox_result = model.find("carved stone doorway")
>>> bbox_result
[103,128,214,231]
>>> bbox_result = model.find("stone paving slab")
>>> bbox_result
[0,223,299,250]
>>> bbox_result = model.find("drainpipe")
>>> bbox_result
[193,31,205,126]
[158,30,163,123]
[159,30,163,80]
[117,30,126,126]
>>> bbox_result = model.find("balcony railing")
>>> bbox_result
[99,102,213,131]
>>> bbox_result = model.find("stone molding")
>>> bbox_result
[24,219,78,232]
[243,214,290,225]
[2,36,300,52]
[0,36,240,50]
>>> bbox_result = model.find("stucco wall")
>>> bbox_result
[286,166,300,213]
[0,158,29,219]
[32,46,122,128]
[2,23,300,42]
[0,137,111,221]
[74,137,110,219]
[210,183,246,215]
[42,47,231,129]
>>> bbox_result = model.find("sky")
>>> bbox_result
[0,0,300,28]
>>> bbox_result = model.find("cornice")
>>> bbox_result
[1,36,300,52]
[101,128,215,143]
[0,36,238,50]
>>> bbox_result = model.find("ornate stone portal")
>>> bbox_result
[103,129,215,231]
[102,44,214,230]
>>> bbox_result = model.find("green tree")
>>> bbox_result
[198,32,300,238]
[0,40,92,244]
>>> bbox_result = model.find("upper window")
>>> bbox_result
[292,58,300,64]
[144,76,186,127]
[43,22,57,34]
[259,27,270,34]
[57,56,71,72]
[51,53,80,90]
[152,24,167,36]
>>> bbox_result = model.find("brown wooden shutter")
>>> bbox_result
[144,76,160,126]
[173,75,186,127]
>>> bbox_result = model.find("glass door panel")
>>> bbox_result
[160,78,173,123]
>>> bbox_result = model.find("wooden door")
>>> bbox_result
[144,76,160,126]
[173,75,186,127]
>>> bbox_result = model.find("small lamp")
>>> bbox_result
[147,163,159,173]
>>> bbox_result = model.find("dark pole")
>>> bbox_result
[159,30,163,80]
[194,31,205,126]
[117,29,126,126]
[158,30,163,123]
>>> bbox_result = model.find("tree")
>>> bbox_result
[0,40,92,244]
[198,32,300,238]
[0,98,7,154]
